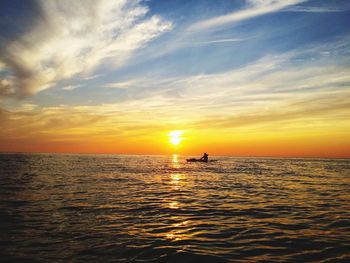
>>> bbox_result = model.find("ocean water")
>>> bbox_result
[0,153,350,262]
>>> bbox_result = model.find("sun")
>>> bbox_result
[169,130,183,146]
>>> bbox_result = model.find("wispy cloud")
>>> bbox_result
[84,74,104,81]
[97,39,350,130]
[2,47,349,152]
[21,103,38,112]
[131,0,306,64]
[287,3,350,13]
[191,93,350,130]
[194,38,247,45]
[0,0,172,98]
[103,79,148,89]
[0,79,14,97]
[188,0,307,32]
[62,84,82,91]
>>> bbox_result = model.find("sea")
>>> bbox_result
[0,153,349,262]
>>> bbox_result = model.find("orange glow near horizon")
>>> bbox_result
[0,111,350,158]
[1,127,349,158]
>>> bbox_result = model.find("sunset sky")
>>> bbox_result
[1,0,350,157]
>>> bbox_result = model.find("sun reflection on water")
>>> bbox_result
[161,155,192,242]
[172,154,178,163]
[170,173,184,182]
[169,201,179,209]
[164,219,189,241]
[171,154,181,169]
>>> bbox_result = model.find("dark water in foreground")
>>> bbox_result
[0,154,350,262]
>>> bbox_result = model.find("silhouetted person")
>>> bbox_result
[200,153,208,162]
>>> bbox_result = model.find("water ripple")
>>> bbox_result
[0,154,349,262]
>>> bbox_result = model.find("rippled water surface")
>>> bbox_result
[1,153,350,262]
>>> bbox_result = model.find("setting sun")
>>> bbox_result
[169,130,183,146]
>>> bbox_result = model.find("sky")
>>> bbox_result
[1,0,350,157]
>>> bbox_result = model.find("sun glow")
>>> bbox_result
[169,130,183,146]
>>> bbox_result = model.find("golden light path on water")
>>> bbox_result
[163,154,189,241]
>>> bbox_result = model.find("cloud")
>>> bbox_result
[1,104,106,129]
[133,0,305,63]
[1,51,350,148]
[194,38,247,45]
[84,74,103,81]
[188,0,307,32]
[1,26,350,149]
[0,79,14,96]
[0,0,172,98]
[191,93,350,130]
[287,2,350,13]
[21,103,38,112]
[62,84,81,91]
[98,41,350,131]
[103,79,147,89]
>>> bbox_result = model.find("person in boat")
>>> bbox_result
[200,153,208,162]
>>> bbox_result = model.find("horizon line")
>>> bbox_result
[0,151,349,160]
